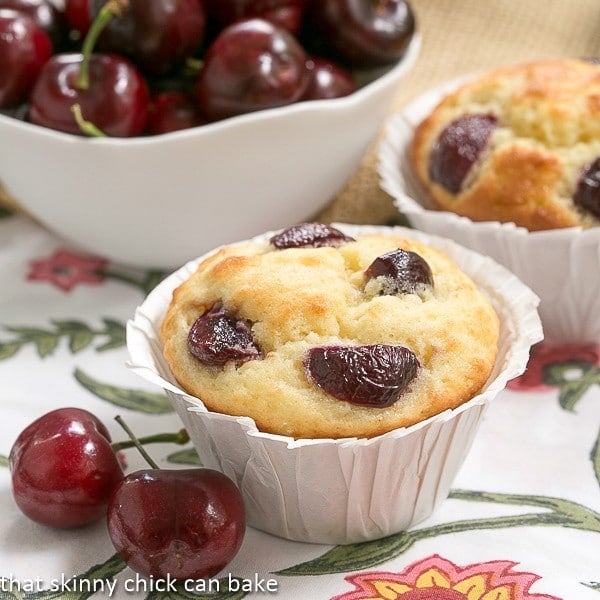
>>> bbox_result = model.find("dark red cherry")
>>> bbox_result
[303,57,357,100]
[203,0,306,35]
[28,52,149,136]
[0,9,52,108]
[107,468,246,579]
[574,157,600,220]
[0,0,65,48]
[305,344,420,407]
[64,0,91,37]
[90,0,206,75]
[270,222,355,248]
[147,90,206,134]
[365,248,434,295]
[195,18,309,121]
[307,0,415,68]
[8,407,124,528]
[188,303,262,366]
[428,114,498,194]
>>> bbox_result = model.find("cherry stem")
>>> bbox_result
[71,104,107,137]
[111,428,190,452]
[76,0,129,90]
[114,415,162,469]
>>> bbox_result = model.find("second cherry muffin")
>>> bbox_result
[410,59,600,230]
[161,223,499,439]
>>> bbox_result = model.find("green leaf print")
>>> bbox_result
[0,319,126,360]
[167,448,203,466]
[277,489,600,576]
[0,455,8,467]
[145,577,249,600]
[73,368,174,414]
[0,554,126,600]
[592,428,600,490]
[543,362,600,412]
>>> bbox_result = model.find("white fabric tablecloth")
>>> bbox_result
[1,212,599,599]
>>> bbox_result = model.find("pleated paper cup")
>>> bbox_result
[126,224,542,544]
[378,81,600,344]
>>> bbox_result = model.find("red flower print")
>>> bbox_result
[331,554,561,600]
[508,342,600,391]
[27,249,108,292]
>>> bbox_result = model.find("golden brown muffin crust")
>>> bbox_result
[161,232,499,439]
[410,59,600,230]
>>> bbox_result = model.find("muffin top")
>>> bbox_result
[410,59,600,230]
[161,224,499,439]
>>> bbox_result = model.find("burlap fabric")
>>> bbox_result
[2,0,599,224]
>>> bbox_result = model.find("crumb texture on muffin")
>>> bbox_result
[161,230,499,439]
[410,59,600,230]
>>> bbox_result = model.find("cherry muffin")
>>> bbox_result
[160,222,499,439]
[410,59,600,230]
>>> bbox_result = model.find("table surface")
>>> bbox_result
[2,2,600,598]
[1,214,600,600]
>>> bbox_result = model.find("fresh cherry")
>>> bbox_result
[574,157,600,220]
[305,344,420,407]
[365,248,434,295]
[108,468,246,579]
[270,222,355,248]
[147,90,206,134]
[0,9,52,108]
[107,416,246,580]
[28,52,149,136]
[195,18,310,121]
[90,0,206,75]
[28,1,149,136]
[428,114,498,194]
[307,0,415,68]
[303,57,357,100]
[203,0,307,35]
[0,0,65,48]
[188,302,262,366]
[64,0,92,37]
[8,407,124,528]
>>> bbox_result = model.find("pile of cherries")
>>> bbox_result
[9,407,246,580]
[0,0,415,137]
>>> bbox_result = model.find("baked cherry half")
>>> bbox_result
[365,248,434,296]
[428,114,498,194]
[574,157,600,220]
[270,222,355,248]
[305,344,420,407]
[188,303,262,366]
[8,407,124,528]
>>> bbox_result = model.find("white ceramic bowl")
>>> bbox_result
[0,35,419,269]
[378,78,600,345]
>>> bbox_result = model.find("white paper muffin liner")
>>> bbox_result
[378,79,600,344]
[126,224,542,544]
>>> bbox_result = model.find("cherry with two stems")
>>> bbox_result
[8,407,189,528]
[28,0,149,137]
[107,416,246,580]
